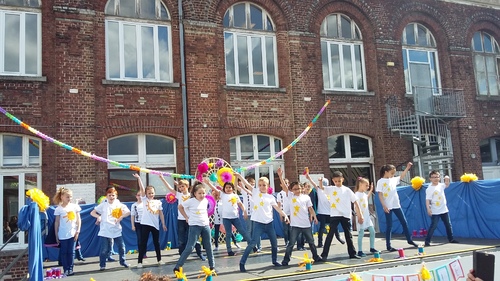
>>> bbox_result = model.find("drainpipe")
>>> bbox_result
[178,0,190,174]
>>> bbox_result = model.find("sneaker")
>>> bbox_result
[68,270,74,276]
[276,247,280,252]
[239,263,246,272]
[387,247,398,252]
[157,261,163,266]
[424,242,431,247]
[99,267,105,271]
[357,251,366,257]
[281,261,289,266]
[198,254,206,261]
[234,243,241,249]
[257,248,262,253]
[349,255,361,259]
[77,257,86,261]
[107,257,116,262]
[252,246,258,253]
[120,262,129,268]
[214,246,219,251]
[228,251,237,256]
[313,256,323,263]
[273,262,282,267]
[137,263,143,268]
[449,239,459,243]
[370,248,379,253]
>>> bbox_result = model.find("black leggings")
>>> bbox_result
[138,224,161,263]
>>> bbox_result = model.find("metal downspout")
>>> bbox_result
[178,0,190,174]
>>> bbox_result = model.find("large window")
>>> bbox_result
[0,134,41,247]
[472,31,500,97]
[108,134,176,198]
[105,0,172,82]
[223,3,278,87]
[320,14,366,91]
[480,137,500,165]
[402,23,440,95]
[0,0,41,76]
[328,134,373,187]
[229,134,283,192]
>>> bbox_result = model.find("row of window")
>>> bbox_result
[1,1,499,96]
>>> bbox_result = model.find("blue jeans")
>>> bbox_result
[178,220,202,256]
[321,216,356,258]
[384,208,414,249]
[175,225,214,269]
[282,226,319,264]
[281,217,291,245]
[240,221,278,265]
[245,216,261,249]
[222,218,251,253]
[425,212,454,243]
[99,236,125,268]
[59,238,76,272]
[358,225,375,251]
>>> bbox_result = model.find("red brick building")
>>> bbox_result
[1,0,499,255]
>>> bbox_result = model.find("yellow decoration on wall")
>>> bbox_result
[411,176,425,191]
[461,173,478,183]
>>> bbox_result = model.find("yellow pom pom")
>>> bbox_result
[460,173,478,183]
[26,188,50,212]
[411,176,425,191]
[349,272,363,281]
[420,264,431,280]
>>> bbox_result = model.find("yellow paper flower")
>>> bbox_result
[411,176,425,191]
[349,272,363,281]
[368,257,383,262]
[217,167,234,186]
[420,263,431,280]
[461,173,478,183]
[175,267,188,281]
[65,211,76,222]
[198,265,216,281]
[26,188,50,212]
[111,207,122,219]
[298,253,314,267]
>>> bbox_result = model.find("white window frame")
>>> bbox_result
[0,8,41,76]
[328,133,373,164]
[1,134,41,167]
[223,3,278,88]
[472,31,500,97]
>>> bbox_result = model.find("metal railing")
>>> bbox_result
[412,86,466,117]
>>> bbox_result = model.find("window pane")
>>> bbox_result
[5,14,20,72]
[330,44,341,88]
[480,139,492,163]
[250,5,262,30]
[5,0,24,6]
[146,135,173,154]
[140,0,156,19]
[257,135,270,159]
[107,21,120,78]
[403,50,411,93]
[405,24,415,45]
[321,41,330,89]
[28,138,40,165]
[484,33,493,53]
[252,37,263,84]
[408,50,428,62]
[327,15,338,38]
[25,14,38,75]
[274,138,282,159]
[473,32,483,52]
[237,35,249,84]
[355,45,363,89]
[105,0,115,14]
[328,135,345,158]
[240,136,253,160]
[233,3,246,28]
[343,45,353,89]
[109,170,137,202]
[486,56,499,96]
[496,139,500,162]
[160,5,169,20]
[119,0,136,17]
[224,32,235,84]
[109,135,138,155]
[124,24,138,78]
[475,55,488,95]
[229,138,236,161]
[266,17,273,31]
[142,26,155,78]
[3,175,20,243]
[3,135,22,166]
[158,26,169,81]
[265,37,276,86]
[223,11,230,27]
[417,25,427,46]
[340,16,351,39]
[350,136,369,158]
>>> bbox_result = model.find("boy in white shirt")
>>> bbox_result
[424,170,458,246]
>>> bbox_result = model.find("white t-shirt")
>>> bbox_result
[220,192,241,219]
[316,188,331,215]
[240,186,253,215]
[277,190,291,216]
[426,183,449,215]
[376,177,401,210]
[288,194,313,228]
[176,192,192,220]
[130,202,143,223]
[140,195,163,230]
[182,197,209,226]
[355,191,373,229]
[250,188,277,224]
[94,199,130,238]
[324,185,357,218]
[54,203,81,240]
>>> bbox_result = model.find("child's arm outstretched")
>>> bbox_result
[159,174,176,193]
[367,182,374,197]
[305,172,319,190]
[400,162,413,179]
[272,204,290,224]
[277,167,289,193]
[133,173,145,197]
[203,177,220,196]
[235,173,253,194]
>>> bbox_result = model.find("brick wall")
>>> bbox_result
[0,250,28,281]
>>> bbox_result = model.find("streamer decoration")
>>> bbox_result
[236,99,330,173]
[0,106,194,179]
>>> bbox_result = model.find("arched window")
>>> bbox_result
[472,31,500,96]
[0,134,41,246]
[0,0,41,76]
[320,14,366,91]
[105,0,172,82]
[223,2,278,87]
[328,134,373,187]
[229,134,283,192]
[402,23,440,95]
[107,134,175,198]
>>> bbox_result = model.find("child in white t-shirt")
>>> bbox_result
[354,177,378,256]
[130,191,144,256]
[53,187,81,276]
[277,178,291,247]
[212,189,240,251]
[90,187,130,271]
[424,170,458,246]
[237,177,261,251]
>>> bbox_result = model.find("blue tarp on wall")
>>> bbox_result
[374,179,500,240]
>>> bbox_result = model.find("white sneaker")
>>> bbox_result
[157,261,163,266]
[137,263,143,268]
[214,247,219,251]
[235,243,241,249]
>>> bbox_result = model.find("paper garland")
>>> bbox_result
[367,258,464,281]
[236,99,330,173]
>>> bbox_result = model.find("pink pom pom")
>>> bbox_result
[196,174,203,182]
[197,162,209,174]
[165,193,177,204]
[267,187,273,194]
[216,159,224,168]
[221,171,233,183]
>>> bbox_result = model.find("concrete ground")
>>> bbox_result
[43,233,500,281]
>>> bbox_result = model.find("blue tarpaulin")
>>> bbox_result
[374,179,500,239]
[18,202,44,281]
